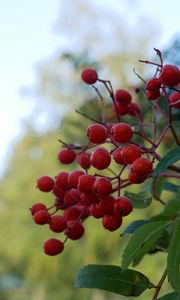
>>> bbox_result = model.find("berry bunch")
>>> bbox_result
[31,49,180,256]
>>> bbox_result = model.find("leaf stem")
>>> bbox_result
[152,267,167,300]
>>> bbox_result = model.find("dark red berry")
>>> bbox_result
[78,174,96,194]
[77,152,91,169]
[58,149,76,164]
[146,78,162,91]
[63,206,82,221]
[55,172,70,191]
[114,196,133,216]
[90,203,104,218]
[113,147,125,165]
[31,203,47,215]
[36,176,54,192]
[159,64,180,86]
[128,170,147,184]
[146,89,160,101]
[43,238,64,256]
[127,102,141,116]
[98,196,115,214]
[120,144,141,164]
[81,68,98,85]
[34,210,51,225]
[111,123,133,143]
[132,157,153,176]
[49,215,67,232]
[115,89,132,104]
[93,177,112,196]
[169,91,180,109]
[52,185,65,198]
[65,221,84,240]
[102,213,122,231]
[87,124,108,144]
[68,170,85,189]
[90,147,111,170]
[81,193,97,205]
[113,101,129,116]
[64,189,81,204]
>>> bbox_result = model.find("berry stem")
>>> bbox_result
[159,172,180,179]
[152,267,167,300]
[75,109,103,124]
[92,85,106,124]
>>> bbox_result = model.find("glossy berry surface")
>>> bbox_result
[111,123,133,143]
[77,174,96,194]
[65,221,84,240]
[146,78,162,91]
[132,157,153,176]
[36,176,54,192]
[87,124,107,144]
[43,238,64,256]
[68,170,85,188]
[93,177,112,196]
[81,68,98,85]
[159,64,180,86]
[114,196,133,216]
[121,144,141,164]
[169,92,180,109]
[90,147,111,170]
[77,152,91,169]
[102,214,122,231]
[58,149,76,164]
[34,210,51,225]
[49,215,67,232]
[115,89,132,104]
[31,203,47,215]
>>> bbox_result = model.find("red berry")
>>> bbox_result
[98,196,115,214]
[128,170,146,184]
[102,213,122,231]
[114,196,133,216]
[169,91,180,109]
[64,189,81,204]
[146,78,162,91]
[87,124,107,144]
[146,89,160,101]
[36,176,54,192]
[31,203,47,215]
[115,89,132,104]
[58,149,76,164]
[77,152,91,169]
[34,210,51,225]
[90,147,111,170]
[132,157,153,176]
[63,206,82,221]
[65,221,84,240]
[113,102,129,116]
[81,193,97,205]
[49,215,67,232]
[52,185,65,198]
[159,64,180,86]
[55,172,70,191]
[78,174,96,194]
[113,147,125,165]
[120,144,141,164]
[111,123,133,143]
[90,203,104,218]
[43,238,64,256]
[93,177,112,196]
[68,170,85,188]
[81,68,98,85]
[127,102,141,116]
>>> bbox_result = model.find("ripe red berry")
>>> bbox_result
[77,152,91,169]
[55,172,70,191]
[64,189,81,205]
[132,157,153,176]
[169,91,180,109]
[68,170,85,188]
[52,185,65,198]
[128,170,147,184]
[127,102,141,116]
[120,144,141,164]
[90,147,111,170]
[114,196,133,216]
[111,123,133,143]
[49,215,67,232]
[81,193,97,205]
[63,206,82,221]
[34,210,51,225]
[146,89,160,101]
[43,238,64,256]
[36,176,54,192]
[115,89,132,104]
[31,203,47,215]
[81,68,98,85]
[90,203,104,218]
[93,177,112,196]
[87,124,108,144]
[65,221,84,240]
[98,196,115,214]
[113,147,125,164]
[102,213,122,231]
[159,64,180,86]
[78,174,96,194]
[58,149,76,164]
[146,78,162,91]
[113,102,129,116]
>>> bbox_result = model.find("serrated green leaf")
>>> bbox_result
[168,220,180,292]
[122,221,171,270]
[121,220,149,235]
[157,292,180,299]
[75,264,153,296]
[152,146,180,177]
[164,182,180,193]
[124,191,152,208]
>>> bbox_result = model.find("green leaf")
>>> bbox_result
[164,182,180,193]
[152,146,180,177]
[154,177,166,198]
[122,221,171,270]
[168,220,180,292]
[157,292,180,299]
[75,264,153,296]
[124,191,152,208]
[163,200,180,217]
[121,220,149,235]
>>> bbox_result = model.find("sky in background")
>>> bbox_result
[0,0,180,177]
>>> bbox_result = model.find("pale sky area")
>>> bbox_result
[0,0,180,177]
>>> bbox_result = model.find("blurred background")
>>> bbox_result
[0,0,180,299]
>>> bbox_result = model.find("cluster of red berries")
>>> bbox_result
[31,52,180,256]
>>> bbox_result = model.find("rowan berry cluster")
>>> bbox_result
[31,49,180,256]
